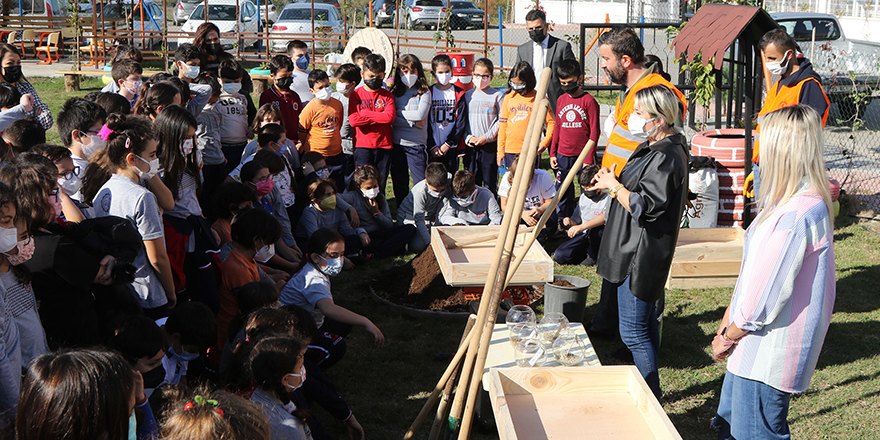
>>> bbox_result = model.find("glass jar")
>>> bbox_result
[514,337,546,368]
[538,312,570,348]
[553,334,586,366]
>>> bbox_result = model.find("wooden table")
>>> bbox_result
[481,322,600,391]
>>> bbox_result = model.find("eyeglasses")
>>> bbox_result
[59,165,80,180]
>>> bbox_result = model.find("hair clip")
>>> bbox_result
[98,124,114,141]
[184,395,224,417]
[124,137,131,149]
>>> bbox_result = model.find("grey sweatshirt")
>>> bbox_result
[464,87,504,144]
[331,91,353,154]
[338,191,394,234]
[437,187,503,226]
[0,104,28,132]
[393,87,431,147]
[397,176,451,244]
[195,103,225,166]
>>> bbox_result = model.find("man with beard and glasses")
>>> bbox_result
[598,26,686,175]
[514,9,576,113]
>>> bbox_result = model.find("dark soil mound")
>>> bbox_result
[551,279,575,288]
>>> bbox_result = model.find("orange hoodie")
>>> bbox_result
[497,90,555,159]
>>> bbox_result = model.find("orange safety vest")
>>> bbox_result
[753,76,829,163]
[603,73,687,175]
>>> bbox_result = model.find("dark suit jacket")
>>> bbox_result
[515,35,577,112]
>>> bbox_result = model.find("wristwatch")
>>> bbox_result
[609,183,625,198]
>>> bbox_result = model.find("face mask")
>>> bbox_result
[319,255,343,277]
[135,155,160,180]
[529,28,546,44]
[275,76,293,91]
[401,73,417,88]
[453,191,476,207]
[362,187,380,199]
[124,80,143,96]
[169,345,200,362]
[363,77,384,90]
[472,76,489,90]
[4,238,34,266]
[254,243,275,264]
[427,188,442,198]
[141,363,166,389]
[316,167,330,179]
[2,65,22,83]
[561,82,580,95]
[627,113,656,139]
[0,226,17,254]
[766,50,792,76]
[434,72,451,86]
[81,133,106,159]
[255,178,274,197]
[336,81,352,93]
[583,188,603,201]
[319,194,337,210]
[314,88,331,101]
[51,195,62,219]
[204,42,222,55]
[180,62,200,79]
[181,139,194,156]
[284,365,307,391]
[510,81,526,92]
[128,411,137,440]
[58,173,83,196]
[295,55,310,70]
[222,82,242,95]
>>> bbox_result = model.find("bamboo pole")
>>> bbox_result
[456,98,550,440]
[428,315,477,440]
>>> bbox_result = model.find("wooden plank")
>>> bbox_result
[672,243,743,261]
[669,259,742,277]
[666,276,739,290]
[676,227,744,245]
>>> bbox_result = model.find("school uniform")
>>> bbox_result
[427,84,468,173]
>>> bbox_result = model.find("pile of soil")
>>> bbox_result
[551,279,576,288]
[372,247,543,313]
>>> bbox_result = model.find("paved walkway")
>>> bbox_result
[22,58,86,78]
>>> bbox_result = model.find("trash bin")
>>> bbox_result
[544,275,591,323]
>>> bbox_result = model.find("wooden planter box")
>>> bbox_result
[666,227,745,289]
[430,226,553,287]
[488,367,681,440]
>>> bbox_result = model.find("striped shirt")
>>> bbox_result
[726,189,835,394]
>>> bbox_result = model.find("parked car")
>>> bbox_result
[365,0,397,28]
[9,0,67,16]
[294,0,342,17]
[402,0,446,30]
[447,0,484,29]
[174,0,277,26]
[100,0,165,49]
[771,12,880,120]
[270,3,347,53]
[177,0,261,49]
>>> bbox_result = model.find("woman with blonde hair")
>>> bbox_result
[711,104,835,440]
[589,83,689,399]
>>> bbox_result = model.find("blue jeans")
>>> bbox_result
[713,371,792,440]
[554,154,580,222]
[392,143,428,205]
[752,162,761,198]
[616,277,661,399]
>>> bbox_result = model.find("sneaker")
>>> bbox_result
[579,256,597,266]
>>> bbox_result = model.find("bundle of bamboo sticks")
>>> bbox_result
[403,67,598,440]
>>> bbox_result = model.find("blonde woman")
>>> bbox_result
[711,104,835,440]
[589,84,689,399]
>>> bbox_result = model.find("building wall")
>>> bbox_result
[514,0,628,24]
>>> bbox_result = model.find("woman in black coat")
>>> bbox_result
[589,84,689,399]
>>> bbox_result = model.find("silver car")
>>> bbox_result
[270,3,347,53]
[402,0,447,30]
[173,0,276,25]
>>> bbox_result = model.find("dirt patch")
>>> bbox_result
[551,279,576,288]
[373,248,543,313]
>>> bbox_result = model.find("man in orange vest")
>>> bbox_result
[598,26,686,176]
[746,29,829,197]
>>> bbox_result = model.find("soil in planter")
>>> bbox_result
[375,247,542,313]
[551,279,576,288]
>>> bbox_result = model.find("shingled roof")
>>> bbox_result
[672,4,778,70]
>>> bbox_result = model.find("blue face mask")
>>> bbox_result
[295,55,310,70]
[319,255,343,277]
[128,411,137,440]
[169,345,200,362]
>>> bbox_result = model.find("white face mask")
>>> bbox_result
[58,173,83,196]
[222,82,242,94]
[181,138,194,156]
[434,72,451,86]
[81,132,105,159]
[314,88,331,101]
[766,50,792,76]
[254,243,275,263]
[627,113,656,139]
[180,62,200,79]
[472,76,490,90]
[0,226,17,254]
[135,155,160,180]
[124,79,143,96]
[335,81,352,94]
[284,365,306,391]
[362,187,380,199]
[401,73,417,88]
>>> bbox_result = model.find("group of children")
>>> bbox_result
[0,26,612,440]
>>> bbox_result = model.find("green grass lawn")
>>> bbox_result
[28,77,880,439]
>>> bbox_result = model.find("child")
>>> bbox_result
[287,40,314,104]
[296,178,368,256]
[550,59,600,229]
[349,54,396,191]
[248,335,313,440]
[2,117,45,155]
[339,164,416,259]
[56,97,107,203]
[87,114,176,316]
[279,227,385,351]
[217,207,282,349]
[299,69,346,190]
[463,58,504,195]
[427,54,468,174]
[498,155,557,243]
[93,92,131,115]
[217,59,249,171]
[172,44,212,118]
[331,63,359,166]
[554,164,607,266]
[497,61,555,169]
[211,181,256,245]
[0,185,21,422]
[157,302,217,387]
[133,82,182,120]
[242,103,301,167]
[112,58,143,110]
[390,53,431,205]
[396,162,450,253]
[259,54,303,146]
[29,144,85,223]
[351,46,371,70]
[101,44,143,93]
[230,124,298,223]
[195,75,227,204]
[437,169,502,226]
[0,43,52,131]
[0,82,32,133]
[161,387,270,440]
[108,315,167,393]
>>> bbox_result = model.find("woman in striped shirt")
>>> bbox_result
[711,104,836,440]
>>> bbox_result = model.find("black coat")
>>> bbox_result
[596,133,689,302]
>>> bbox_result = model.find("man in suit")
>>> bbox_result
[515,9,577,113]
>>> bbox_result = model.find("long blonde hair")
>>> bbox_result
[754,104,833,226]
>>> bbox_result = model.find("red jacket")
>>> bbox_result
[259,86,303,143]
[348,86,396,149]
